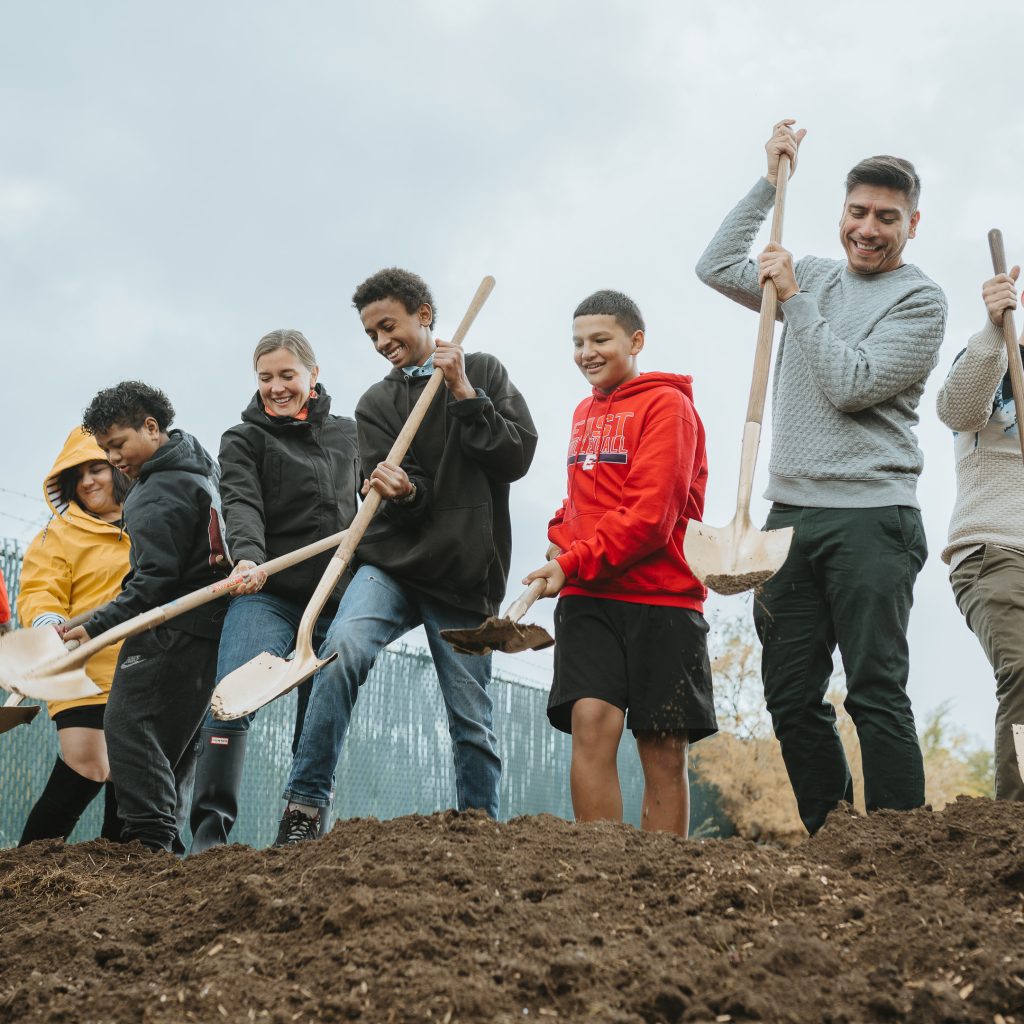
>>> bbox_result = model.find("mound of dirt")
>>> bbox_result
[1,797,1023,1023]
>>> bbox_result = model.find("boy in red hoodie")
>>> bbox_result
[524,290,716,836]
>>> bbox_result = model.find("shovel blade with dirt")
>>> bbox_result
[685,423,794,596]
[0,693,40,736]
[686,156,795,597]
[441,581,554,656]
[211,276,497,721]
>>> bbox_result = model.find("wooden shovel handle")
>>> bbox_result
[988,229,1024,465]
[502,579,547,624]
[732,155,791,516]
[53,528,346,669]
[745,155,789,427]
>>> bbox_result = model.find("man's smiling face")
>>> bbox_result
[360,298,434,370]
[839,184,920,276]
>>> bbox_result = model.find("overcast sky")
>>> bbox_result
[2,1,1023,748]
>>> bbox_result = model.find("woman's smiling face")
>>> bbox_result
[75,460,120,517]
[257,347,318,418]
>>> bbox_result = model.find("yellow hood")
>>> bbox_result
[42,428,120,534]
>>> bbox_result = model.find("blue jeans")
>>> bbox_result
[284,564,501,816]
[203,593,334,754]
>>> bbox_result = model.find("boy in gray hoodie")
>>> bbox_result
[696,120,947,833]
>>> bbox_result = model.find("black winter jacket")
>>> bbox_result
[355,352,537,615]
[218,386,360,610]
[87,430,229,640]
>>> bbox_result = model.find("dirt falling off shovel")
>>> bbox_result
[441,579,553,656]
[703,569,777,596]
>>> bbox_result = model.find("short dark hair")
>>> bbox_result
[59,462,132,511]
[845,155,921,212]
[82,381,175,435]
[352,268,436,330]
[573,289,645,336]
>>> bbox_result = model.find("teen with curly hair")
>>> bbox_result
[63,382,230,853]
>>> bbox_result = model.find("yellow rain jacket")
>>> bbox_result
[17,428,131,717]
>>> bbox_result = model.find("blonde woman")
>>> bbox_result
[188,330,359,852]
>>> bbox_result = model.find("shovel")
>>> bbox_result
[440,578,554,656]
[0,608,99,734]
[0,528,357,702]
[0,692,42,736]
[210,275,497,721]
[684,154,795,596]
[987,229,1024,465]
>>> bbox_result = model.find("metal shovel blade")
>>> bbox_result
[0,629,102,701]
[441,618,555,656]
[210,649,339,721]
[0,704,40,736]
[684,516,794,597]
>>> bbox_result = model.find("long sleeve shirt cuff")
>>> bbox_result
[974,318,1009,357]
[780,290,821,330]
[446,389,489,419]
[751,176,778,210]
[555,550,580,579]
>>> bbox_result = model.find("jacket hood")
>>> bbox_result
[42,428,120,533]
[241,383,332,428]
[139,430,220,482]
[589,371,695,403]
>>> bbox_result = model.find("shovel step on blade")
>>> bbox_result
[0,704,41,736]
[440,619,555,656]
[684,521,794,597]
[210,650,339,721]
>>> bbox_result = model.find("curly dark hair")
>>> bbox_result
[351,268,436,330]
[574,289,645,336]
[82,381,175,435]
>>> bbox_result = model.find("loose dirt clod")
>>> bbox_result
[1,797,1022,1023]
[703,570,775,596]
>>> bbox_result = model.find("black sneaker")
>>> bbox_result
[274,807,321,846]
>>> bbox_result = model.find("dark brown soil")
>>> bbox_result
[2,797,1023,1023]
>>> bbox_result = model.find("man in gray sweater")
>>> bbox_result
[937,268,1024,801]
[696,120,947,833]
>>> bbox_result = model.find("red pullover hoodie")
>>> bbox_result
[549,371,708,611]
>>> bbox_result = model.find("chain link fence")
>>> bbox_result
[0,538,731,848]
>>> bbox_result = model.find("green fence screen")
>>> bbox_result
[0,535,731,849]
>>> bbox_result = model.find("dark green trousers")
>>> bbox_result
[753,504,927,833]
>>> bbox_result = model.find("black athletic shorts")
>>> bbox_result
[53,704,105,731]
[548,595,717,741]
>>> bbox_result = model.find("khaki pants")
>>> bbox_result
[951,545,1024,801]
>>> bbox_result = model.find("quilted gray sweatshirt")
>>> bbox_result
[696,177,948,508]
[936,319,1024,570]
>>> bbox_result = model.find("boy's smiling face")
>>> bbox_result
[94,418,164,479]
[573,314,644,393]
[360,298,434,370]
